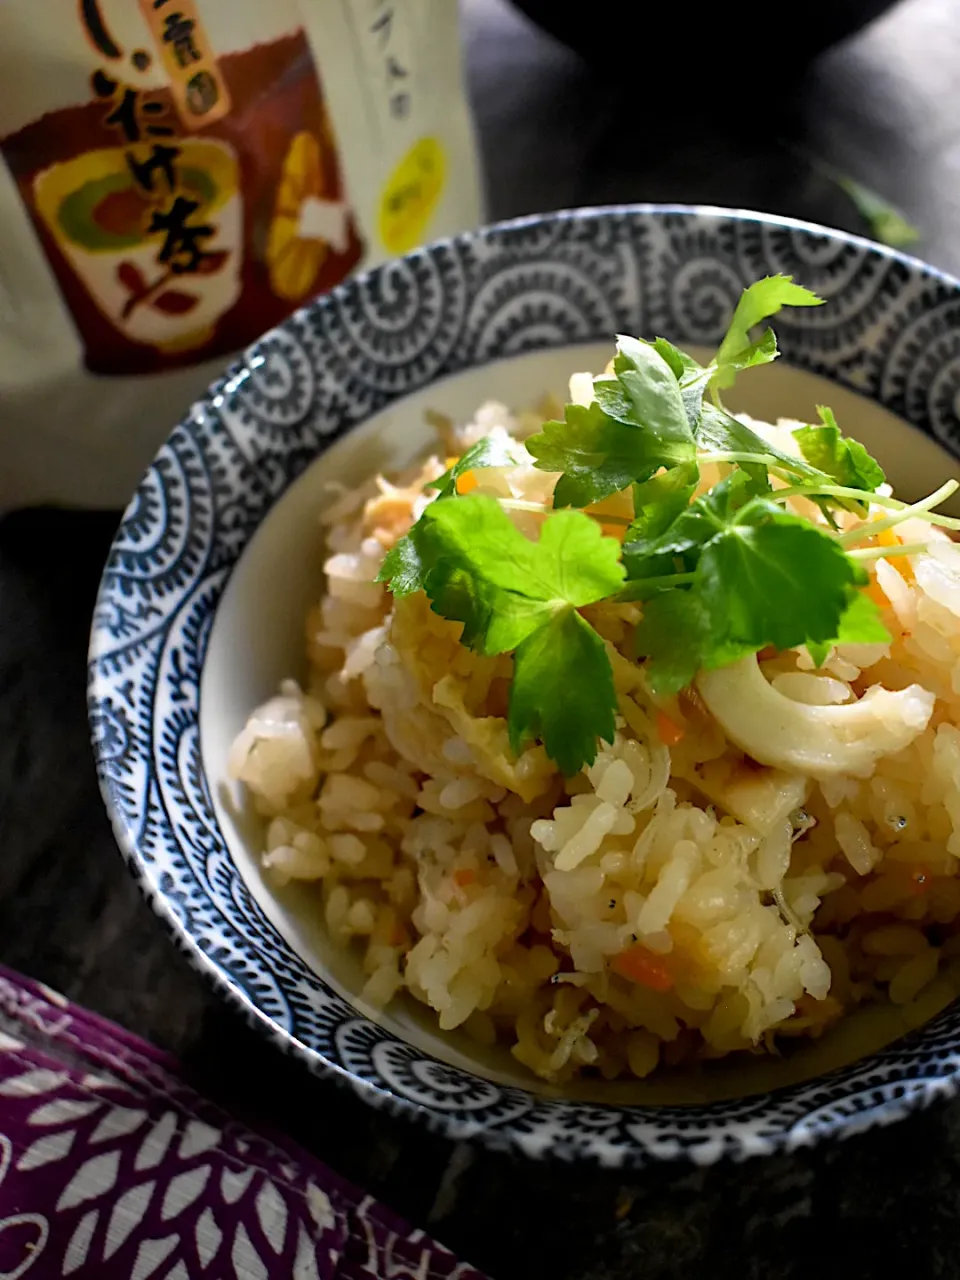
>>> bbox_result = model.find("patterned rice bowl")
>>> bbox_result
[88,206,960,1167]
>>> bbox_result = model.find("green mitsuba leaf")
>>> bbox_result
[426,433,526,498]
[526,338,696,508]
[712,275,824,391]
[793,406,885,494]
[395,493,625,773]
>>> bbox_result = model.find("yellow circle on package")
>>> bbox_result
[378,137,446,256]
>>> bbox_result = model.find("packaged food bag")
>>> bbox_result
[0,0,482,509]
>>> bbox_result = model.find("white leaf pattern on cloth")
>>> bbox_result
[352,1195,380,1272]
[220,1167,254,1205]
[104,1181,157,1258]
[231,1223,268,1280]
[161,1167,212,1221]
[79,1074,115,1092]
[134,1114,178,1172]
[29,1100,100,1128]
[17,1130,76,1172]
[306,1184,336,1232]
[0,1071,68,1098]
[89,1108,147,1145]
[0,969,489,1280]
[194,1207,222,1270]
[130,1233,178,1280]
[177,1122,219,1161]
[56,1151,121,1211]
[254,1180,287,1254]
[293,1225,321,1280]
[62,1208,98,1275]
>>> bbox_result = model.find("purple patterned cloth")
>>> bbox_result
[0,966,485,1279]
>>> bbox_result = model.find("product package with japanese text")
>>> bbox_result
[0,0,482,508]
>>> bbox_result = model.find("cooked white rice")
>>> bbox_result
[229,388,960,1083]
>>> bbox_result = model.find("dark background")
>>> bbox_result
[3,1,960,1275]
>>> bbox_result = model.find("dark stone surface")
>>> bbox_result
[2,1,960,1275]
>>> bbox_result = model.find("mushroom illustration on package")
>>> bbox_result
[0,0,482,509]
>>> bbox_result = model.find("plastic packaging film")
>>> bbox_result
[0,0,482,508]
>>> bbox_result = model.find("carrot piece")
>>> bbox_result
[656,710,685,747]
[864,579,890,610]
[455,470,478,495]
[454,868,476,887]
[611,944,674,992]
[873,528,916,583]
[586,490,634,541]
[595,522,623,540]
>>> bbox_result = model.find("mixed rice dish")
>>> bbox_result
[230,278,960,1083]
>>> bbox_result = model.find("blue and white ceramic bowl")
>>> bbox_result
[89,206,960,1167]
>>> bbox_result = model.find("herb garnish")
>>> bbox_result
[525,338,696,508]
[378,275,960,775]
[425,433,526,498]
[384,494,624,774]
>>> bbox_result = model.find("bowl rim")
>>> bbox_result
[88,201,960,1166]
